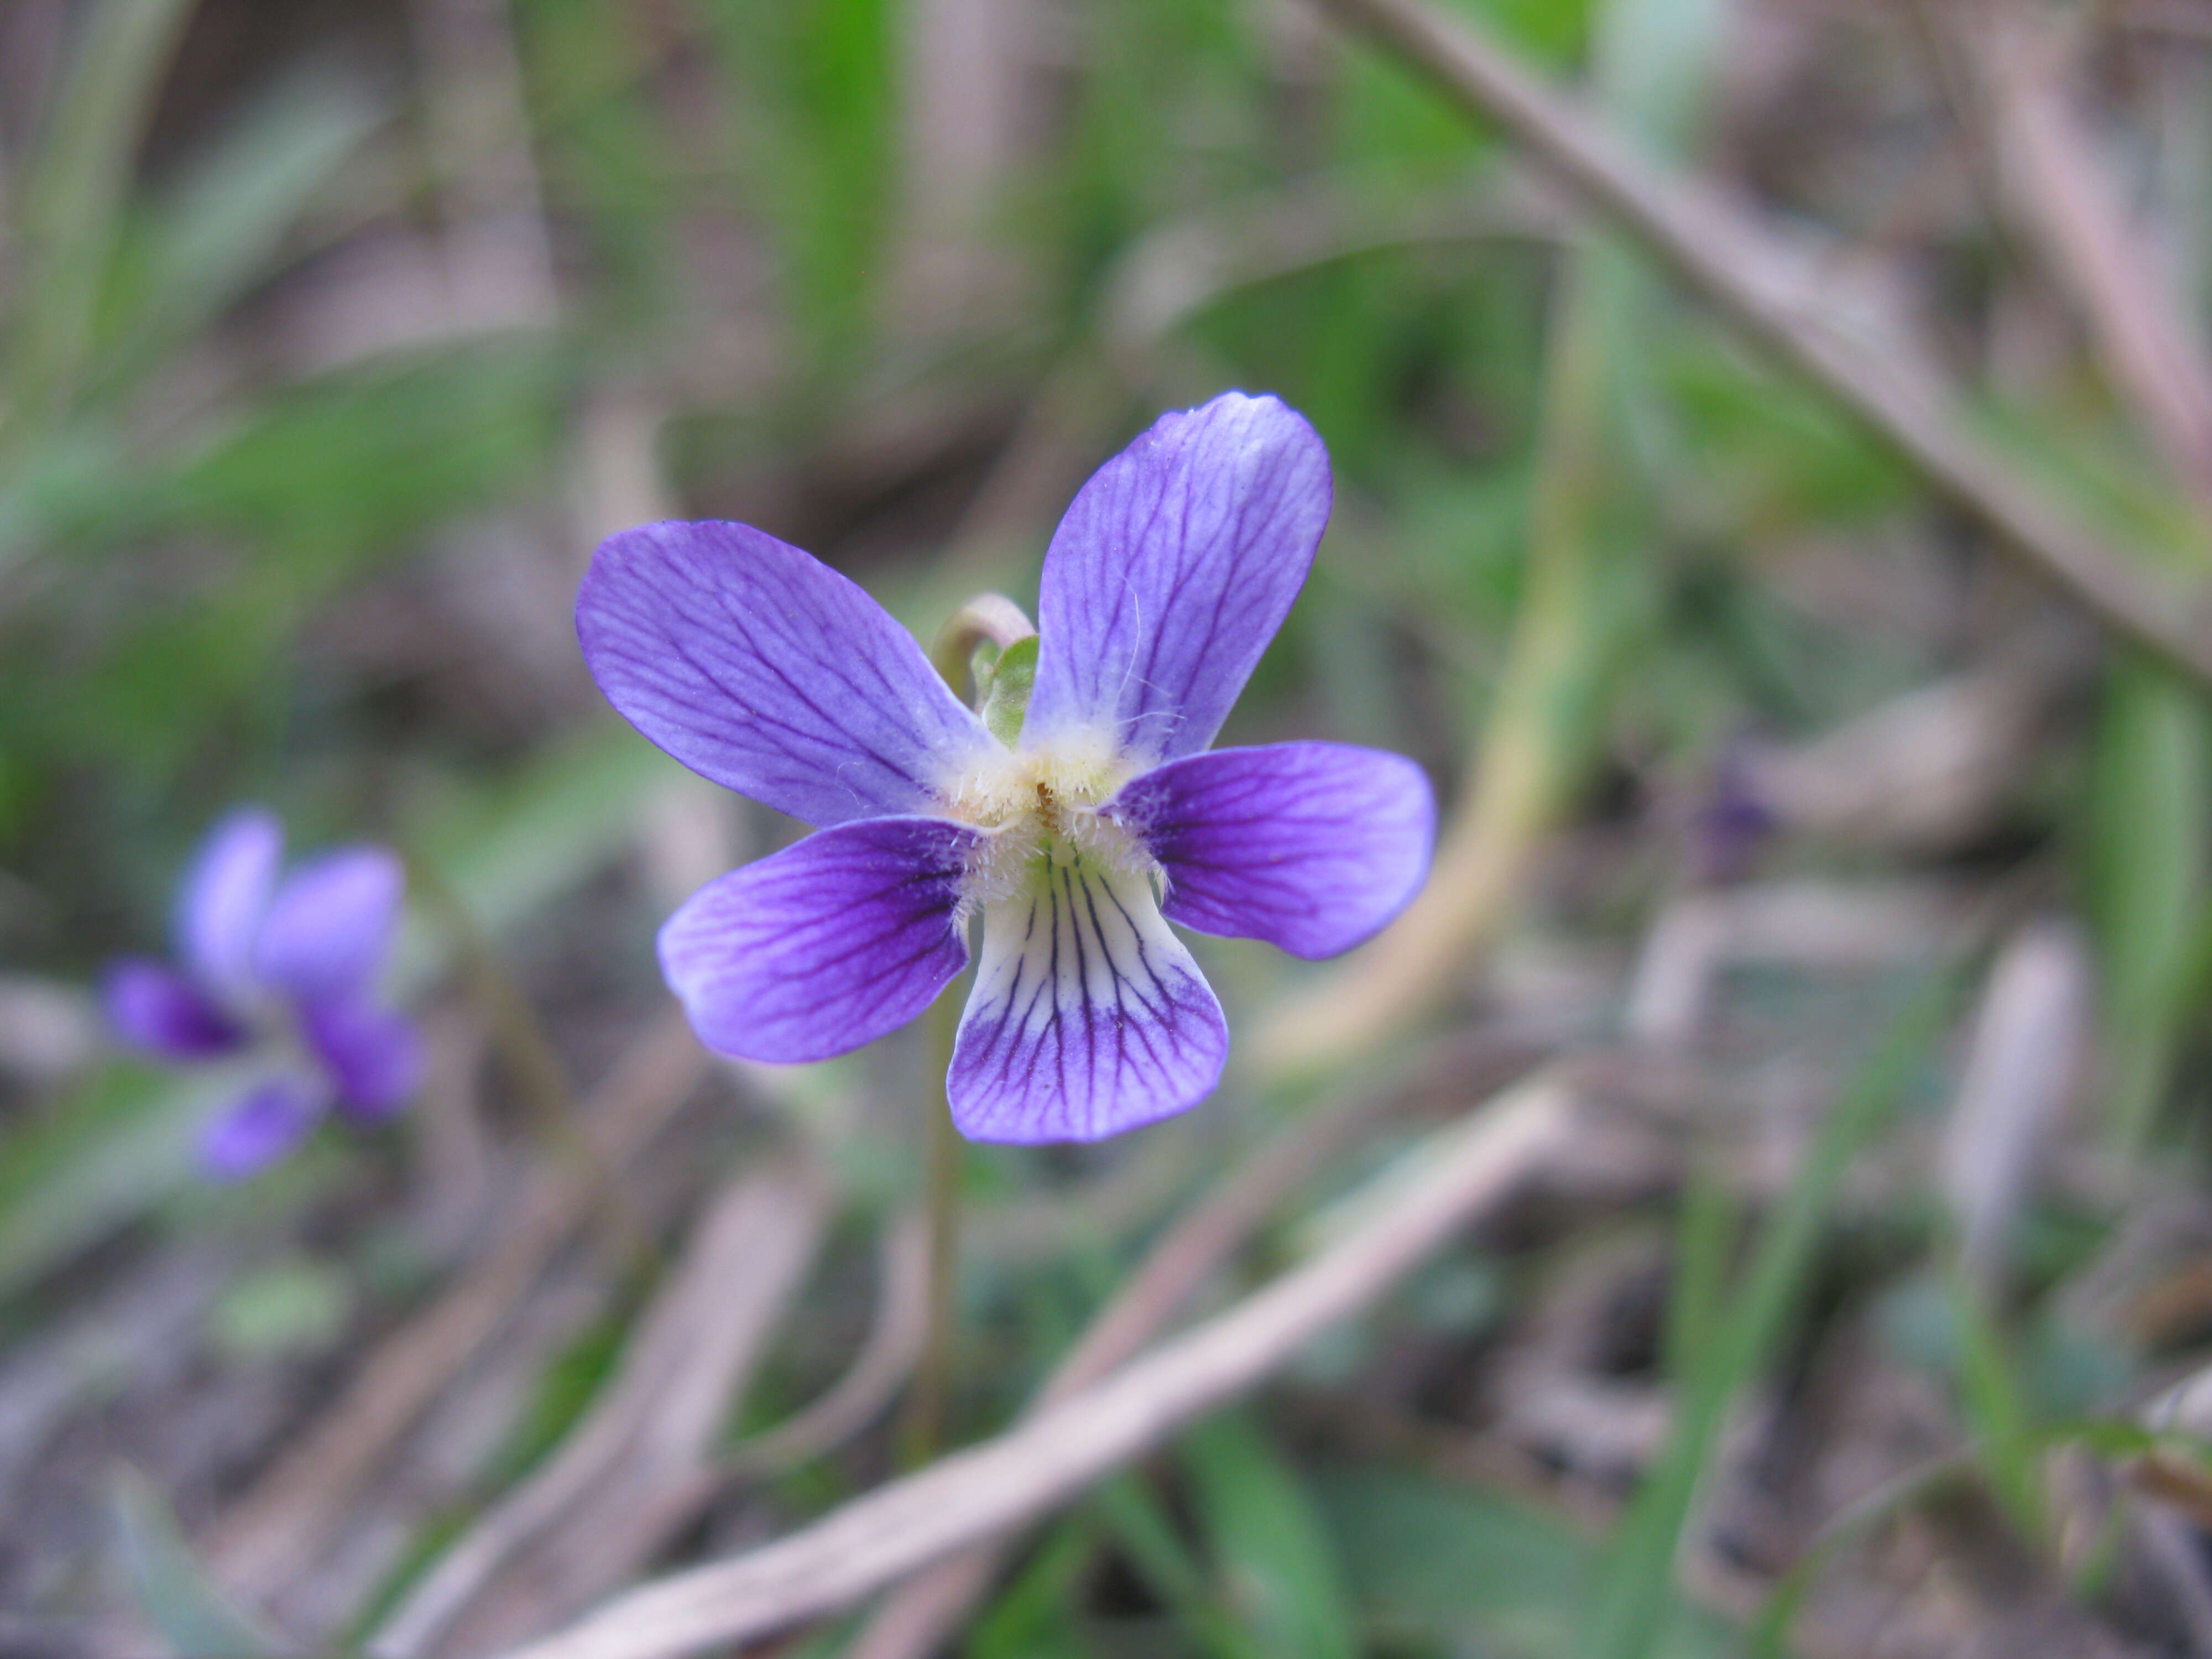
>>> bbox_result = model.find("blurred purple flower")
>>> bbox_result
[105,809,420,1179]
[1695,739,1778,883]
[578,391,1435,1143]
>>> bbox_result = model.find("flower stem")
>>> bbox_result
[404,849,651,1273]
[901,990,964,1464]
[897,593,1032,1465]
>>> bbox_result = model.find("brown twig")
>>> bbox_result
[1970,6,2212,508]
[370,1154,836,1658]
[488,1071,1575,1659]
[1304,0,2212,680]
[409,852,648,1265]
[208,1010,708,1603]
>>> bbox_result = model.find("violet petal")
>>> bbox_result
[948,857,1228,1143]
[256,847,405,1003]
[658,815,981,1063]
[578,521,994,827]
[199,1073,327,1181]
[303,997,422,1118]
[1108,742,1435,960]
[103,957,247,1058]
[1026,393,1330,766]
[176,807,282,993]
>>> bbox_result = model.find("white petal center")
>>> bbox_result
[938,730,1152,907]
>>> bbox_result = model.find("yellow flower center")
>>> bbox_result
[940,732,1154,908]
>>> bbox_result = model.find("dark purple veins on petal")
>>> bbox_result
[948,858,1228,1144]
[578,521,993,828]
[1026,392,1332,767]
[658,815,982,1064]
[1107,741,1436,960]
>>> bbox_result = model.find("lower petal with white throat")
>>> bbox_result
[948,852,1227,1143]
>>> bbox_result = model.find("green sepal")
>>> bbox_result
[974,633,1038,747]
[968,637,1002,692]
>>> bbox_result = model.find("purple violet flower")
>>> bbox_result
[578,392,1435,1142]
[105,808,421,1179]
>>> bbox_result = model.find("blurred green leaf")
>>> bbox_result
[0,1063,218,1302]
[708,0,899,376]
[1662,1157,1738,1378]
[7,0,197,425]
[1946,1272,2043,1539]
[2085,658,2210,1153]
[0,345,566,820]
[396,726,687,990]
[1183,1411,1358,1659]
[111,1465,281,1658]
[106,69,387,378]
[1317,1465,1730,1658]
[1091,1471,1265,1659]
[170,346,566,560]
[968,1516,1101,1659]
[211,1255,354,1360]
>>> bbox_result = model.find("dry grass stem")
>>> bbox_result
[208,1011,708,1603]
[846,1037,1515,1659]
[371,1153,836,1657]
[721,1209,930,1479]
[1973,8,2212,508]
[1307,0,2212,679]
[490,1072,1576,1659]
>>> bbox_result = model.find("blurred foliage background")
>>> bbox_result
[11,0,2212,1655]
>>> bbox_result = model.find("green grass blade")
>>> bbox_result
[9,0,197,425]
[1091,1471,1269,1659]
[111,1465,283,1657]
[1944,1269,2044,1539]
[2085,656,2210,1154]
[115,69,386,372]
[1183,1410,1360,1659]
[1581,970,1961,1659]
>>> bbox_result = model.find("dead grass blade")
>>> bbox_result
[845,1035,1524,1659]
[371,1152,836,1657]
[208,1010,708,1603]
[488,1071,1577,1659]
[721,1208,929,1479]
[1971,8,2212,508]
[1307,0,2212,679]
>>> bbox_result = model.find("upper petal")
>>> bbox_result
[103,958,247,1059]
[1026,393,1331,767]
[578,520,994,827]
[1106,742,1435,960]
[176,807,283,993]
[948,855,1228,1144]
[658,815,982,1063]
[255,846,405,1003]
